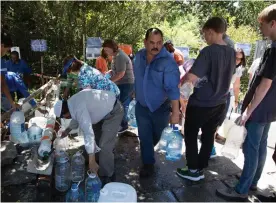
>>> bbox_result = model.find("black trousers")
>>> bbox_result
[184,103,226,170]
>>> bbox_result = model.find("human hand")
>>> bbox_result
[235,111,251,126]
[89,154,99,175]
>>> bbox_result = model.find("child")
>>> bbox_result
[176,17,236,181]
[217,4,276,201]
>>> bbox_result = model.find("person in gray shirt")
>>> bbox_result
[103,39,134,133]
[176,17,236,181]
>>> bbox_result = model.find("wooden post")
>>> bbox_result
[41,55,44,85]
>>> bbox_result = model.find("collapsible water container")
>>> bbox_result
[71,150,85,182]
[66,183,84,202]
[28,123,43,143]
[221,124,247,159]
[85,170,102,202]
[98,182,137,202]
[127,99,137,127]
[166,125,183,161]
[158,126,173,152]
[10,111,25,144]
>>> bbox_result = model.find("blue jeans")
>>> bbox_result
[235,120,271,194]
[135,100,171,164]
[117,83,134,128]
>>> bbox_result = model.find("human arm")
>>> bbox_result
[233,77,241,108]
[1,74,19,109]
[164,60,180,124]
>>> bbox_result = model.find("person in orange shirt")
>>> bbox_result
[164,40,184,66]
[95,49,109,74]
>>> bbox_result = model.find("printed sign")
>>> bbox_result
[31,40,47,52]
[235,43,252,56]
[176,47,189,59]
[86,37,102,59]
[11,47,21,59]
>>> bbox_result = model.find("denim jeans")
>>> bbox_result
[117,83,134,128]
[235,120,271,194]
[135,100,171,164]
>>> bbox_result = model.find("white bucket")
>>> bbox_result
[98,182,137,202]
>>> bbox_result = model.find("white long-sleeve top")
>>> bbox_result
[67,89,116,154]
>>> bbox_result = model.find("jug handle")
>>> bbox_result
[111,191,127,197]
[228,108,234,120]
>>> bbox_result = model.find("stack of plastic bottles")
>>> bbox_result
[158,124,183,161]
[127,99,137,127]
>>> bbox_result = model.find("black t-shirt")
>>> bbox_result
[188,44,236,107]
[242,41,276,123]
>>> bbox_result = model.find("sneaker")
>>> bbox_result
[118,125,128,134]
[210,147,217,159]
[176,168,201,181]
[139,164,154,178]
[216,188,248,201]
[198,169,205,180]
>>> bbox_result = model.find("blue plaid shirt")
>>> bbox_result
[78,64,120,98]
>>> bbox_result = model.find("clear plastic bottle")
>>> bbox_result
[55,155,71,192]
[166,125,183,161]
[28,123,43,143]
[221,125,247,159]
[46,117,56,130]
[127,99,137,127]
[66,183,84,202]
[85,170,102,202]
[158,126,173,152]
[71,150,85,182]
[10,111,25,143]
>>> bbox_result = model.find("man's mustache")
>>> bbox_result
[151,48,158,51]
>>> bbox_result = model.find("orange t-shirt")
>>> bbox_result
[174,49,184,65]
[95,56,108,74]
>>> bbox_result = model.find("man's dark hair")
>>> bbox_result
[164,40,174,47]
[202,17,226,34]
[102,39,118,52]
[11,51,19,58]
[1,33,13,47]
[145,28,163,40]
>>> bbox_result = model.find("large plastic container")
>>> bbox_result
[98,182,137,202]
[66,183,85,202]
[157,126,173,152]
[10,111,25,144]
[166,125,183,161]
[217,112,240,138]
[221,124,247,159]
[71,150,85,182]
[55,155,71,192]
[127,99,137,127]
[85,171,102,202]
[27,123,43,143]
[54,128,69,152]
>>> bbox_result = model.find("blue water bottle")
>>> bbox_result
[166,125,183,161]
[66,183,84,202]
[158,126,174,152]
[85,170,102,202]
[127,99,137,127]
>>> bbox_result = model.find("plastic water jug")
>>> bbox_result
[66,183,85,202]
[28,117,48,129]
[166,125,183,161]
[85,170,102,202]
[158,126,173,152]
[46,117,56,130]
[55,150,69,163]
[27,123,43,143]
[98,182,137,202]
[38,137,52,158]
[127,99,137,127]
[71,150,85,182]
[55,155,71,192]
[217,111,240,139]
[10,111,25,144]
[221,124,247,159]
[54,128,69,152]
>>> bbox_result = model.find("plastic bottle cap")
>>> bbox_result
[87,170,96,178]
[71,183,78,190]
